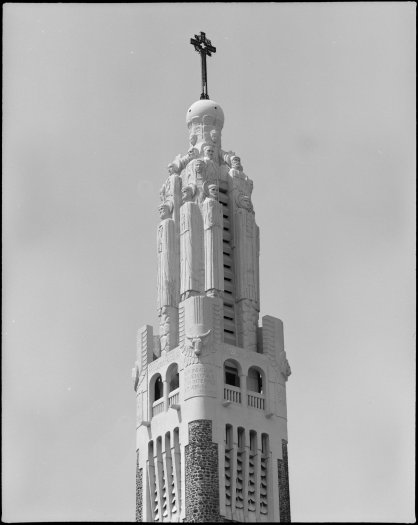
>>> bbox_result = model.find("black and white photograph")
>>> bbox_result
[2,3,415,522]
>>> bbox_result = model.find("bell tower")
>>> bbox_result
[132,33,292,523]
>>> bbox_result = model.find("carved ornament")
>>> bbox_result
[181,329,214,367]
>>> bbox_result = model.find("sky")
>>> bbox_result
[2,2,415,522]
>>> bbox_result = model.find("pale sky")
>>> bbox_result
[2,3,415,522]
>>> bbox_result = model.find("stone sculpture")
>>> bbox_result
[168,147,199,174]
[157,199,179,352]
[202,187,223,298]
[180,201,204,301]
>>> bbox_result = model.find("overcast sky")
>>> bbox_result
[2,3,415,522]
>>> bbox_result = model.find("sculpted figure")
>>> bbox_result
[203,145,215,161]
[236,192,254,212]
[207,183,219,200]
[183,159,206,187]
[210,129,219,144]
[168,147,198,174]
[231,155,243,171]
[231,158,254,212]
[194,159,206,179]
[181,183,196,204]
[158,201,173,220]
[203,181,219,201]
[157,200,179,351]
[201,146,218,185]
[221,150,237,167]
[159,306,178,353]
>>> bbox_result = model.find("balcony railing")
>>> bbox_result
[224,384,242,404]
[247,392,265,410]
[168,389,179,407]
[152,398,164,417]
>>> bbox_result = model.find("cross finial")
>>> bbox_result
[190,31,216,100]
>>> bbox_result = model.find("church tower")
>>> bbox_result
[132,32,292,523]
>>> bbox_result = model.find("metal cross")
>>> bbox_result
[190,31,216,100]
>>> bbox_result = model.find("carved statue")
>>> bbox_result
[203,181,219,201]
[157,201,179,351]
[181,183,196,204]
[230,155,243,171]
[230,160,254,212]
[203,144,215,161]
[159,305,178,353]
[168,147,198,174]
[210,129,219,144]
[236,192,253,212]
[183,159,206,189]
[221,150,237,167]
[158,201,173,220]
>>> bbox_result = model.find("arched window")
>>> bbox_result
[247,367,263,394]
[225,424,233,450]
[261,433,269,456]
[167,364,179,392]
[224,359,240,387]
[167,364,180,409]
[154,374,163,401]
[249,430,257,453]
[237,427,245,449]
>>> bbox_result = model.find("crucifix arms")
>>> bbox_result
[190,31,216,56]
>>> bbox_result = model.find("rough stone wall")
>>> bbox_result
[185,420,221,522]
[135,450,143,522]
[277,439,291,522]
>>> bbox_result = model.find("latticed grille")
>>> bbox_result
[219,180,236,345]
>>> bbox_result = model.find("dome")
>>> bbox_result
[186,99,224,128]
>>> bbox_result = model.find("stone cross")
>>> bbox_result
[190,31,216,100]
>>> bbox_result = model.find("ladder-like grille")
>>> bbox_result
[218,180,236,345]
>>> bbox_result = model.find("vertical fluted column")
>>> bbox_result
[180,201,204,300]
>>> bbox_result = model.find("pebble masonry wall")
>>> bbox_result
[277,439,291,522]
[185,420,221,522]
[135,450,143,522]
